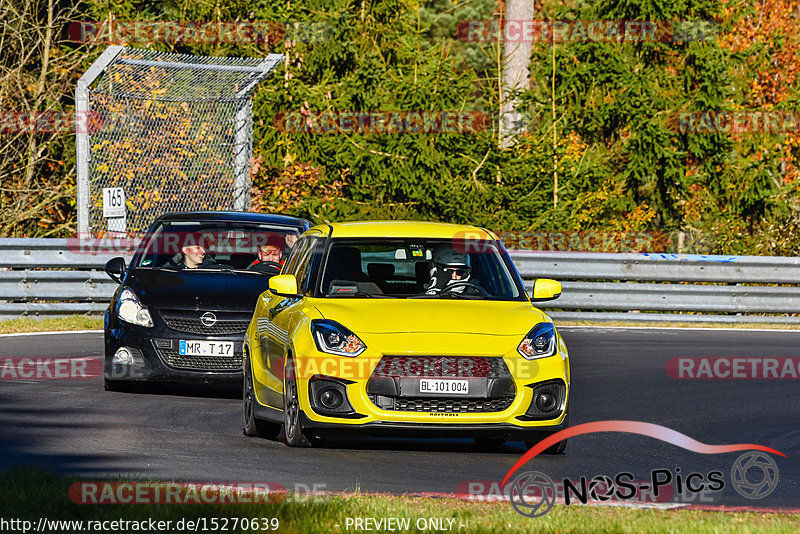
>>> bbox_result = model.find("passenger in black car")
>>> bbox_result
[170,244,218,269]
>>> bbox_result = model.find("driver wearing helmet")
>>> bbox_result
[425,244,473,294]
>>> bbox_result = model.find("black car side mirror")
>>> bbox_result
[104,257,126,284]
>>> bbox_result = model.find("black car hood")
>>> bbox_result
[126,268,269,312]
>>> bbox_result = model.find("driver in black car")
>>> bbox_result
[248,234,285,276]
[425,244,474,294]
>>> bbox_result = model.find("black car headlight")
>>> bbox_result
[117,288,154,328]
[311,319,366,357]
[517,323,557,360]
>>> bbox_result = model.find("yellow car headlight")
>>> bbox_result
[311,319,366,357]
[518,323,556,360]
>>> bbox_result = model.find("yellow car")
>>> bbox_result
[242,221,569,451]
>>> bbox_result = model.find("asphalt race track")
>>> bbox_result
[1,327,798,508]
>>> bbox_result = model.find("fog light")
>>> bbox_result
[113,347,133,365]
[535,391,557,412]
[319,388,344,409]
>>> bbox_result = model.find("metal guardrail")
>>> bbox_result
[511,251,800,284]
[0,238,134,269]
[525,281,800,314]
[0,238,131,320]
[1,239,800,323]
[0,271,118,300]
[512,251,800,323]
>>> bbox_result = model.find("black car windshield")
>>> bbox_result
[319,238,523,300]
[133,221,300,272]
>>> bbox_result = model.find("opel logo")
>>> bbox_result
[200,312,217,327]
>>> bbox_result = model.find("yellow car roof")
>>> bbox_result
[309,221,496,240]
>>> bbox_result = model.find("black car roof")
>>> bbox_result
[151,211,310,228]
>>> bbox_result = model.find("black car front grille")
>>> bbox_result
[162,317,250,335]
[159,310,250,335]
[369,395,514,413]
[154,346,243,372]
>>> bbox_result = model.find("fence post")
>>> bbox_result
[233,99,253,211]
[76,46,123,237]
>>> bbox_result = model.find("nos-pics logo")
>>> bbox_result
[503,421,784,518]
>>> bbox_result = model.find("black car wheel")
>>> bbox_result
[103,378,125,392]
[283,359,311,447]
[243,353,281,439]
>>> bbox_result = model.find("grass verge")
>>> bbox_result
[1,468,797,533]
[0,315,103,334]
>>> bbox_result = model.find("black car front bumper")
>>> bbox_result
[104,310,243,385]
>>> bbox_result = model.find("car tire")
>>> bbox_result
[525,436,567,455]
[525,414,569,455]
[103,378,132,392]
[283,358,311,447]
[243,353,281,439]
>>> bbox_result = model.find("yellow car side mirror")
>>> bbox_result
[269,274,299,297]
[531,279,562,302]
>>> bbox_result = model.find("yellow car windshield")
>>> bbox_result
[319,238,523,300]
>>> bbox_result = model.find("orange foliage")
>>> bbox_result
[721,0,800,106]
[721,0,800,181]
[249,153,344,213]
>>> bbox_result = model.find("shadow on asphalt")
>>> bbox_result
[258,430,532,454]
[318,437,531,454]
[0,391,134,475]
[105,381,240,399]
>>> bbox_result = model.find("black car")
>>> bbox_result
[103,211,310,389]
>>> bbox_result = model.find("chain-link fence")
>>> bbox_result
[76,46,283,237]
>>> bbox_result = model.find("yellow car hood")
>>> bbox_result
[312,299,548,335]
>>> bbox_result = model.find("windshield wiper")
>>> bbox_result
[210,267,259,274]
[408,292,482,300]
[441,293,482,299]
[327,292,396,298]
